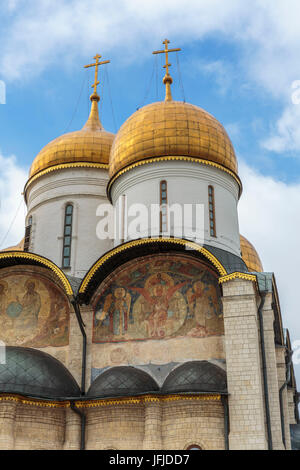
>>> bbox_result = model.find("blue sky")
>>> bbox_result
[1,0,300,381]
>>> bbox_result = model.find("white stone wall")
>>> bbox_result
[110,160,241,256]
[25,167,114,278]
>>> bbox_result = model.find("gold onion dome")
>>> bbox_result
[109,100,238,182]
[28,95,114,180]
[109,40,239,190]
[240,235,264,273]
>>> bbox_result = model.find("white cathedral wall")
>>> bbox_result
[110,160,241,256]
[25,167,113,278]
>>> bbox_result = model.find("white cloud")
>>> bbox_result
[2,1,300,151]
[262,103,300,153]
[238,161,300,378]
[0,152,27,249]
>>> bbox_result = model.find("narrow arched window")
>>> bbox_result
[24,216,33,252]
[62,204,73,268]
[208,186,216,237]
[160,180,168,233]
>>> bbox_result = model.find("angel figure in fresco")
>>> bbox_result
[96,287,131,337]
[130,273,187,338]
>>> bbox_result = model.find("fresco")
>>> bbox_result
[0,274,70,347]
[93,255,223,343]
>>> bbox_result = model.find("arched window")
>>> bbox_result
[62,204,73,268]
[186,445,202,450]
[24,216,33,252]
[160,180,168,233]
[208,186,216,238]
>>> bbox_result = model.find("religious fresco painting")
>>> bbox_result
[93,255,224,343]
[0,274,70,347]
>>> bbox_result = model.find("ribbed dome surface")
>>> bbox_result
[162,361,227,394]
[88,366,159,398]
[240,235,263,272]
[109,100,238,181]
[29,99,114,179]
[0,347,80,398]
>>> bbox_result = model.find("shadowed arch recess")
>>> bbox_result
[79,238,227,304]
[0,251,73,296]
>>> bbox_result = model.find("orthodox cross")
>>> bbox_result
[84,54,110,98]
[153,39,181,101]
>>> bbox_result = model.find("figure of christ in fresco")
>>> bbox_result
[130,273,187,338]
[96,287,132,338]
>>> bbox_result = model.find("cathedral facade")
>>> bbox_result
[0,46,299,450]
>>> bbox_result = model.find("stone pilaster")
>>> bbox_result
[0,400,16,449]
[143,400,162,450]
[262,293,284,449]
[287,388,297,425]
[63,408,81,450]
[222,279,267,450]
[276,347,292,449]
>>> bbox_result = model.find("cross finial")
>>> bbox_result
[84,54,110,102]
[153,39,181,101]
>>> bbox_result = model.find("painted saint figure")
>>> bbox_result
[18,281,41,329]
[96,288,131,337]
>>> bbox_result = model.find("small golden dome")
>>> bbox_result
[29,98,114,180]
[240,235,263,272]
[109,100,238,183]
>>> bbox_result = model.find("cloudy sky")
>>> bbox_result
[0,0,300,379]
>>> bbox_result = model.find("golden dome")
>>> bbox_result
[240,235,263,272]
[109,100,238,184]
[28,97,114,180]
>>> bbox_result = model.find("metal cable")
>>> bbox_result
[155,54,159,101]
[0,197,24,249]
[64,76,87,133]
[105,67,118,132]
[137,60,155,110]
[176,52,186,102]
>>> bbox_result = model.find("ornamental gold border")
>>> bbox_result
[108,156,242,200]
[79,237,227,295]
[0,393,221,409]
[24,162,109,199]
[75,394,222,408]
[219,272,257,284]
[0,395,70,408]
[0,251,73,296]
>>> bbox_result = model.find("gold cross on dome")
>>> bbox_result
[84,54,110,98]
[153,39,181,101]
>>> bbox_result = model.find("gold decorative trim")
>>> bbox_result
[108,156,242,199]
[76,394,221,408]
[79,237,227,294]
[219,272,257,284]
[0,251,73,296]
[0,395,70,408]
[0,393,221,409]
[24,162,109,197]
